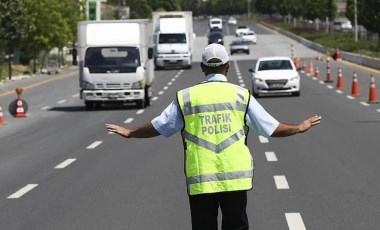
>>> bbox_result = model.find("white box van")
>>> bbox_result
[77,20,155,110]
[209,18,223,31]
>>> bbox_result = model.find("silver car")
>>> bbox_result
[230,40,250,55]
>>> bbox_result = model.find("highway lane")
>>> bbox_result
[0,19,380,229]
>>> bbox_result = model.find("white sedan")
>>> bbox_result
[249,57,300,97]
[235,25,250,37]
[241,31,257,44]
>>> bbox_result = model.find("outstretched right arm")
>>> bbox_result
[105,122,160,138]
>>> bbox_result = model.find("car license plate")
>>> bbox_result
[270,84,283,88]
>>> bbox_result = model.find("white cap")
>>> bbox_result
[202,43,229,67]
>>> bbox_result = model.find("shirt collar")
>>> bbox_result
[204,73,227,82]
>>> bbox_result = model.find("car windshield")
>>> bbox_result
[159,33,187,44]
[209,33,222,39]
[85,47,140,68]
[258,60,293,71]
[238,26,248,29]
[231,40,245,45]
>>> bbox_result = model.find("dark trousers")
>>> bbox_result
[188,190,249,230]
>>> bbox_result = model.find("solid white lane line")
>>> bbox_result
[265,151,278,162]
[7,184,38,199]
[285,213,306,230]
[55,158,76,169]
[57,99,66,104]
[41,106,52,111]
[124,118,134,123]
[258,135,269,143]
[274,175,290,189]
[136,109,144,115]
[86,141,102,149]
[152,96,158,101]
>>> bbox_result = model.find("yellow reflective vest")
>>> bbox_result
[177,81,253,195]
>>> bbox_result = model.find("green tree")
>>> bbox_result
[21,0,81,72]
[360,0,380,50]
[0,0,26,78]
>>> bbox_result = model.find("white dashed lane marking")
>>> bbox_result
[285,213,306,230]
[7,184,38,199]
[41,106,52,111]
[152,96,158,101]
[55,158,76,169]
[57,99,66,104]
[265,151,278,162]
[136,109,144,115]
[86,141,102,149]
[258,135,269,143]
[274,175,290,189]
[124,118,134,123]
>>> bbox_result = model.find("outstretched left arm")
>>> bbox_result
[271,115,321,137]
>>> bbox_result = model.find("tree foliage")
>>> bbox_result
[0,0,26,53]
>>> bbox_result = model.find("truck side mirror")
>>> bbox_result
[72,48,78,65]
[148,47,154,59]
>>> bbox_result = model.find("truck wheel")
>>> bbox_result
[85,101,94,110]
[136,99,145,109]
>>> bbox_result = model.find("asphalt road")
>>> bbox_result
[0,19,380,230]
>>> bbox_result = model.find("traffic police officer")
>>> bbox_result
[106,44,321,230]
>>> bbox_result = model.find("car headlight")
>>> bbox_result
[290,76,300,81]
[254,78,264,83]
[82,81,95,89]
[132,80,145,89]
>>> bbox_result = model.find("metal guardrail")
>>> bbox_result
[261,22,380,71]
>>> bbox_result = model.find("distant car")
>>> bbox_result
[47,59,60,75]
[230,40,250,55]
[241,31,257,44]
[249,56,300,97]
[208,32,224,45]
[333,18,352,31]
[228,17,237,25]
[235,25,250,37]
[209,17,223,31]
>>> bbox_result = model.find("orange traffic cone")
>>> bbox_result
[368,74,379,104]
[335,48,341,61]
[314,66,320,78]
[294,57,300,69]
[15,97,26,117]
[316,53,323,63]
[336,67,345,89]
[0,106,5,125]
[302,61,307,72]
[351,72,360,97]
[308,61,314,75]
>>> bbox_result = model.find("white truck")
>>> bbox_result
[152,11,194,69]
[77,20,155,110]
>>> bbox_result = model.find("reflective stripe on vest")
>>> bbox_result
[177,82,253,195]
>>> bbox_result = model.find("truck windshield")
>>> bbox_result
[85,47,140,73]
[159,33,187,44]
